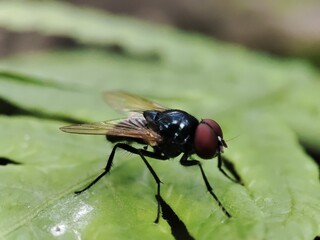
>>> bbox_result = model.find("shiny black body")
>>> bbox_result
[144,109,199,158]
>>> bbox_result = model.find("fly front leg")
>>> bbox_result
[179,153,231,218]
[217,151,241,184]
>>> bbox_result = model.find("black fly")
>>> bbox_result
[60,91,238,222]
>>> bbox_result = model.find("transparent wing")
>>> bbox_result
[104,91,167,115]
[60,117,162,146]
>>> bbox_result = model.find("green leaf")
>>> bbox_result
[0,1,319,240]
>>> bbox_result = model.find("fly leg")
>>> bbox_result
[75,143,168,223]
[179,153,231,218]
[217,152,241,184]
[74,142,121,194]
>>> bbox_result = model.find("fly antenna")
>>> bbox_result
[225,134,241,143]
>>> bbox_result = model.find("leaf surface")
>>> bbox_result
[0,1,319,239]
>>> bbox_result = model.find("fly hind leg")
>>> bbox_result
[75,143,168,223]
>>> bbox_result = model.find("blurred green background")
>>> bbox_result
[0,1,319,240]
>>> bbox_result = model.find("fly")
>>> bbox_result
[60,91,239,222]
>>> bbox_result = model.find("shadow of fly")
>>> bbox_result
[60,91,239,222]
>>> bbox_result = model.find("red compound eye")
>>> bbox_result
[194,119,223,159]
